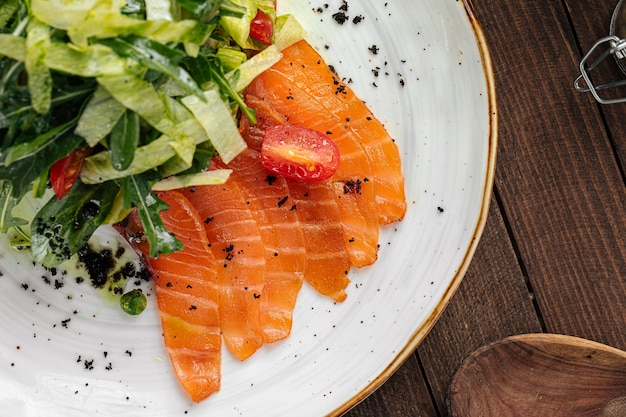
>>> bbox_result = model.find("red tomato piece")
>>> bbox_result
[250,9,273,45]
[260,125,340,182]
[49,148,89,199]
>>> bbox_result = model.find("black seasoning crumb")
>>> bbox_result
[21,283,28,291]
[277,196,288,207]
[189,305,197,310]
[125,350,132,357]
[265,175,277,186]
[166,282,173,288]
[105,363,113,371]
[84,359,94,370]
[253,293,261,299]
[353,15,364,24]
[103,351,108,358]
[437,206,445,213]
[343,179,363,195]
[368,45,379,55]
[61,318,71,328]
[286,95,294,100]
[332,12,348,25]
[42,276,50,285]
[290,204,297,211]
[204,217,214,224]
[348,237,356,243]
[54,279,64,289]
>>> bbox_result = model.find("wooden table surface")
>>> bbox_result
[346,0,626,415]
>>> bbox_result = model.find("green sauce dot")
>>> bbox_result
[120,289,147,315]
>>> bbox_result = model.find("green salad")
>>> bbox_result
[0,0,303,267]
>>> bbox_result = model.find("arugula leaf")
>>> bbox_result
[108,109,140,171]
[120,173,183,258]
[30,180,121,266]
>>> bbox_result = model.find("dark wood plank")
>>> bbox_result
[345,354,437,417]
[416,195,543,415]
[472,0,626,348]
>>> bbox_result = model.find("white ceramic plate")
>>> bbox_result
[0,0,496,416]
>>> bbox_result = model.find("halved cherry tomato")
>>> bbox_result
[49,148,90,199]
[260,125,340,182]
[250,9,273,45]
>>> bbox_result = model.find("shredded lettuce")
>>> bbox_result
[152,169,232,191]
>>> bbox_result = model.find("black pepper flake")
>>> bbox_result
[277,196,288,207]
[189,305,197,310]
[368,45,379,55]
[125,350,132,357]
[437,206,445,213]
[204,217,214,224]
[61,318,71,328]
[265,175,277,186]
[166,282,173,288]
[343,179,363,195]
[84,359,95,370]
[21,283,28,291]
[253,293,261,299]
[54,279,64,289]
[105,363,113,371]
[353,15,364,24]
[290,204,297,211]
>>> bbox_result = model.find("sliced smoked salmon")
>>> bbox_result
[286,180,351,302]
[119,190,221,402]
[217,149,307,343]
[243,39,406,226]
[181,170,266,361]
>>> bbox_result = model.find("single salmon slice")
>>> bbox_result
[244,39,406,226]
[181,172,266,361]
[218,149,306,343]
[287,180,351,302]
[240,94,379,268]
[118,190,221,402]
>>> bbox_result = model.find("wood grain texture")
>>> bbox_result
[345,354,437,417]
[449,334,626,417]
[474,0,626,347]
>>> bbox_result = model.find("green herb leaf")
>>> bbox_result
[109,109,140,171]
[120,173,183,258]
[30,180,121,266]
